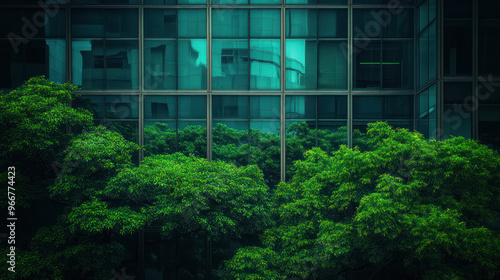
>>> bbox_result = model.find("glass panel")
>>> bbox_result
[213,96,249,119]
[251,0,281,3]
[428,21,437,80]
[212,39,249,90]
[353,96,383,119]
[382,41,413,89]
[105,9,138,38]
[250,10,280,38]
[443,82,472,139]
[178,96,206,119]
[72,9,104,38]
[25,40,66,84]
[250,96,280,119]
[104,95,139,119]
[212,0,248,4]
[0,9,23,38]
[105,40,139,89]
[444,20,472,76]
[0,42,24,89]
[286,39,318,90]
[178,10,206,38]
[354,40,381,89]
[419,28,429,87]
[318,9,348,38]
[479,20,500,76]
[443,106,472,139]
[444,82,472,104]
[354,9,413,39]
[145,96,177,119]
[71,0,139,4]
[72,40,105,90]
[318,95,347,119]
[286,9,317,38]
[178,40,207,90]
[144,0,206,4]
[318,41,348,89]
[212,9,249,38]
[144,40,176,90]
[287,0,348,4]
[286,96,316,119]
[479,0,500,19]
[419,0,429,32]
[250,39,281,90]
[479,105,500,150]
[144,9,177,38]
[444,0,472,19]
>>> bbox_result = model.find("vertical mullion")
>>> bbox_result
[138,6,144,163]
[280,4,286,182]
[207,5,213,161]
[347,1,353,148]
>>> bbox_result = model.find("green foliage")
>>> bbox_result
[68,153,273,239]
[220,247,282,280]
[222,122,500,280]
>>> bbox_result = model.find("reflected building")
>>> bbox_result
[1,0,500,279]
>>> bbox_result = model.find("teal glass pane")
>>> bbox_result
[104,95,139,119]
[105,9,138,38]
[178,10,206,38]
[144,0,206,3]
[250,39,281,90]
[318,9,348,38]
[287,0,347,4]
[250,10,280,38]
[178,96,207,119]
[251,0,281,3]
[382,41,413,89]
[318,41,348,89]
[419,28,430,87]
[144,40,176,90]
[250,96,280,119]
[317,95,347,119]
[212,39,249,90]
[418,0,429,32]
[354,9,413,39]
[144,10,177,38]
[71,0,139,4]
[212,0,248,4]
[145,96,177,119]
[105,40,139,89]
[27,40,66,84]
[428,21,437,80]
[72,9,104,38]
[212,9,249,38]
[286,96,316,119]
[286,9,317,38]
[285,39,318,90]
[72,40,104,89]
[213,96,249,119]
[178,40,207,90]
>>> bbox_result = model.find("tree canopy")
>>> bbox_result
[221,122,500,280]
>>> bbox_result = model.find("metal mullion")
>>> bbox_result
[67,8,72,85]
[281,4,286,182]
[347,1,353,148]
[207,5,212,161]
[138,6,144,163]
[472,0,478,140]
[176,96,180,153]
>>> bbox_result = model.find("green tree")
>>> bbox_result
[222,122,500,280]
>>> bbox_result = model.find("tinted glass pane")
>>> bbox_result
[418,0,429,32]
[212,39,249,90]
[213,96,249,119]
[178,39,207,90]
[479,0,500,19]
[71,0,139,3]
[318,41,348,89]
[354,40,381,89]
[213,10,249,38]
[144,0,206,3]
[0,42,24,89]
[479,20,500,76]
[286,9,317,38]
[318,10,348,38]
[178,10,206,38]
[250,10,280,38]
[444,0,472,19]
[105,40,138,89]
[250,96,280,118]
[444,82,472,104]
[353,96,383,119]
[287,0,347,4]
[419,28,429,86]
[104,95,139,119]
[105,9,138,38]
[179,96,206,119]
[286,96,316,119]
[26,40,66,84]
[318,96,347,119]
[382,41,413,89]
[428,21,437,80]
[145,96,177,119]
[144,10,177,38]
[251,0,281,3]
[144,40,176,90]
[250,39,280,90]
[444,20,472,76]
[354,9,413,39]
[286,39,317,90]
[72,40,104,89]
[72,9,104,38]
[212,0,248,4]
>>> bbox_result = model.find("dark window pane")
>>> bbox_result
[212,9,249,38]
[318,95,347,119]
[213,96,249,119]
[444,82,472,104]
[26,40,66,84]
[251,0,281,3]
[179,96,206,119]
[479,20,500,76]
[144,9,177,38]
[212,39,249,90]
[479,0,500,19]
[353,96,383,119]
[250,10,280,38]
[286,39,318,90]
[105,40,138,89]
[250,39,281,90]
[354,40,381,89]
[382,41,413,89]
[72,9,104,38]
[444,20,472,76]
[144,0,206,4]
[318,41,347,89]
[286,96,316,119]
[0,42,25,89]
[105,9,138,38]
[287,0,347,4]
[72,40,104,89]
[145,96,177,119]
[354,9,413,39]
[71,0,139,3]
[144,40,176,90]
[444,0,472,19]
[318,10,348,38]
[384,95,413,119]
[212,0,248,4]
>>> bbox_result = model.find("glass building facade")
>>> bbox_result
[1,0,500,279]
